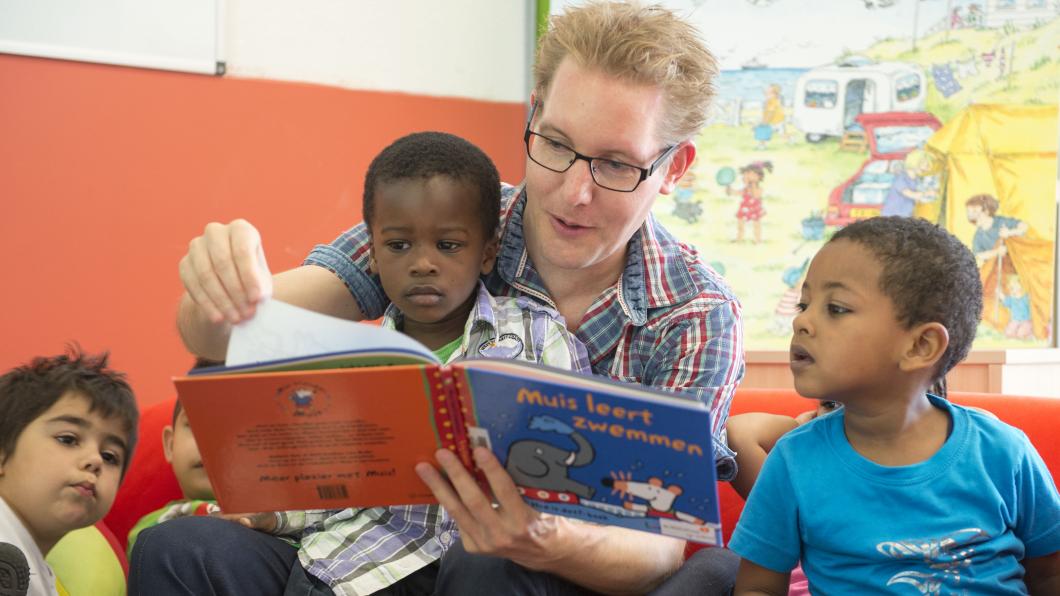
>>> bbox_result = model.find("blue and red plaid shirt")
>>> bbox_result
[307,183,744,478]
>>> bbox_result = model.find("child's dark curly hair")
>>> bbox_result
[363,132,500,239]
[830,216,983,382]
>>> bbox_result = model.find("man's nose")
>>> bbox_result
[561,157,595,207]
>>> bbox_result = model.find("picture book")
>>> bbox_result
[174,300,723,545]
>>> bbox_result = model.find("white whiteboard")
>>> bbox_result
[0,0,223,75]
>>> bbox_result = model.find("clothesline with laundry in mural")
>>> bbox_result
[931,41,1016,98]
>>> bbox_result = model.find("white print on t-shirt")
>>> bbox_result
[876,527,989,593]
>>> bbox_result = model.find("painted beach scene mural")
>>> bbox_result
[632,0,1058,349]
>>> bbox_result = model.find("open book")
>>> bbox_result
[175,300,723,545]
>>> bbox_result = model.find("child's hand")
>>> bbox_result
[213,510,278,533]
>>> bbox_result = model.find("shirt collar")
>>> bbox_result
[381,282,497,364]
[493,185,700,327]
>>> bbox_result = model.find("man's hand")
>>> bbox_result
[179,219,273,325]
[415,447,565,571]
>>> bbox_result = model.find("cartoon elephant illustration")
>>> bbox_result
[505,415,595,499]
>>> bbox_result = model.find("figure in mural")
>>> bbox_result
[727,161,772,244]
[756,84,786,149]
[1001,274,1033,340]
[769,259,809,336]
[880,149,937,217]
[964,193,1055,341]
[966,194,1028,265]
[950,6,965,29]
[671,168,703,224]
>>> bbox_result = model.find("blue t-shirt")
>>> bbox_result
[1002,294,1031,323]
[972,215,1022,255]
[880,170,917,217]
[730,395,1060,594]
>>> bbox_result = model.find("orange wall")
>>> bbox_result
[0,54,526,407]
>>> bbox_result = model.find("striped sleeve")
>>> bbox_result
[644,295,744,480]
[303,222,388,320]
[272,509,336,537]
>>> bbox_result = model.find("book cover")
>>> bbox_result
[176,365,455,513]
[456,360,721,545]
[174,299,723,545]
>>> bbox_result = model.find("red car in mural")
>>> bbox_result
[825,111,942,227]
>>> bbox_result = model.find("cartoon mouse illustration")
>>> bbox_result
[602,473,704,525]
[505,415,596,499]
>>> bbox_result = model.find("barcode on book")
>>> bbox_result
[316,484,349,500]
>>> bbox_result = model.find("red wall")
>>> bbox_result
[0,54,526,407]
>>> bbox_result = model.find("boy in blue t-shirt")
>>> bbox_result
[730,216,1060,594]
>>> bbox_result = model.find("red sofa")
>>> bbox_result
[103,389,1060,566]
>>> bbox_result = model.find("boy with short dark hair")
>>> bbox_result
[126,360,221,557]
[731,216,1060,594]
[0,348,138,596]
[282,131,591,593]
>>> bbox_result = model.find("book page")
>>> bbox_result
[226,299,436,366]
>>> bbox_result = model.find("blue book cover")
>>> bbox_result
[456,360,723,546]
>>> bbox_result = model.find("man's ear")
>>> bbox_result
[162,425,175,464]
[481,235,500,275]
[528,92,538,118]
[899,322,949,375]
[658,141,696,196]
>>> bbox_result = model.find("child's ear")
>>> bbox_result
[481,235,499,275]
[162,425,175,464]
[368,247,378,276]
[899,322,949,375]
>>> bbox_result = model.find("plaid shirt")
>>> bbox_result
[307,183,744,477]
[272,281,589,595]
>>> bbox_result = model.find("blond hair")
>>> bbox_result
[533,1,718,143]
[904,149,937,173]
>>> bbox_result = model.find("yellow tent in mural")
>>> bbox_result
[918,104,1057,342]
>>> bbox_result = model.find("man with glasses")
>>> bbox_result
[171,2,743,594]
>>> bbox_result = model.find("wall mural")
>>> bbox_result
[646,0,1059,349]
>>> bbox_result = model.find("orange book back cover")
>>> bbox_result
[175,364,448,513]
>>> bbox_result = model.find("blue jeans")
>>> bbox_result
[128,516,439,596]
[128,516,297,596]
[434,539,738,596]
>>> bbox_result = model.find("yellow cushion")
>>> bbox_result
[47,526,125,596]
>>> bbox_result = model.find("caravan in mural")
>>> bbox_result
[650,0,1058,349]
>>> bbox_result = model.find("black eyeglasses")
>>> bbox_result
[523,102,678,193]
